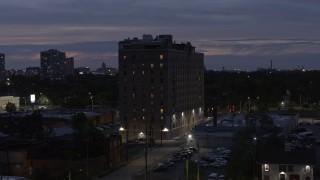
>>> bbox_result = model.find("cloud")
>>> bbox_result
[197,39,320,56]
[0,0,320,70]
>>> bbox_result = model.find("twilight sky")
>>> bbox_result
[1,0,320,70]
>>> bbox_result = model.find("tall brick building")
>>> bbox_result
[118,34,204,142]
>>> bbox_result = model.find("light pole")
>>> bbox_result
[119,117,129,162]
[197,142,200,180]
[160,118,163,145]
[89,92,93,110]
[161,128,169,145]
[145,121,148,180]
[248,97,251,114]
[253,136,257,180]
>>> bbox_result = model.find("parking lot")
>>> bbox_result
[133,146,229,180]
[290,120,320,180]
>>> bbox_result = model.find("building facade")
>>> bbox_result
[0,96,20,112]
[259,149,315,180]
[26,67,40,77]
[40,49,74,80]
[118,34,204,141]
[64,57,74,75]
[0,53,5,81]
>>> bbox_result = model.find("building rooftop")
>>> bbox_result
[259,148,316,165]
[119,34,196,53]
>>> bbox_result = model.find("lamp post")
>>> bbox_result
[253,136,257,180]
[248,97,251,114]
[161,128,169,145]
[145,121,148,180]
[89,92,93,110]
[119,118,129,162]
[186,134,192,180]
[160,118,163,145]
[197,142,200,180]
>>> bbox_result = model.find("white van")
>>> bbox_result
[208,172,218,180]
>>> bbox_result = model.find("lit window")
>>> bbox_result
[123,55,127,60]
[142,70,144,75]
[132,71,135,75]
[142,108,145,112]
[264,164,269,172]
[160,54,164,60]
[132,93,135,98]
[160,109,164,114]
[160,63,164,68]
[150,64,154,68]
[150,93,154,99]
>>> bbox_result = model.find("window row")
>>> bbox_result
[122,54,164,60]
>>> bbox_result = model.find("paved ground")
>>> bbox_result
[133,148,214,180]
[95,135,186,180]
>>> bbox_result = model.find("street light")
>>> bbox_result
[145,121,148,180]
[119,123,129,162]
[248,97,251,114]
[197,142,200,180]
[89,92,93,110]
[253,136,257,180]
[161,127,169,145]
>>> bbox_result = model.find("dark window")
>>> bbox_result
[288,165,293,172]
[264,175,269,180]
[279,165,286,172]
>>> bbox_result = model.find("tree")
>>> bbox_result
[5,102,16,114]
[17,110,44,138]
[71,113,92,132]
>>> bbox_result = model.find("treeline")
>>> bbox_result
[1,70,320,110]
[0,74,118,109]
[205,70,320,110]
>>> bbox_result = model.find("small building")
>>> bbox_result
[259,149,316,180]
[0,96,20,112]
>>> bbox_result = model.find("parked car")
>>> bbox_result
[153,163,168,172]
[208,172,218,179]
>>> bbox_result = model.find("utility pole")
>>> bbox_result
[197,142,200,180]
[125,118,129,161]
[145,121,148,180]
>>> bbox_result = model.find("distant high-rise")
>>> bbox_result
[0,53,5,80]
[64,57,74,75]
[40,49,74,80]
[118,34,204,141]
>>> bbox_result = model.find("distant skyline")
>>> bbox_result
[1,0,320,70]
